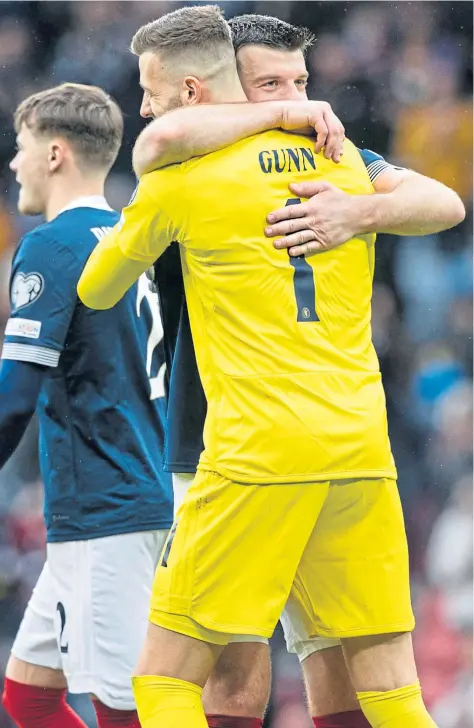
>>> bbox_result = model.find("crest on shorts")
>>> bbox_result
[11,272,44,311]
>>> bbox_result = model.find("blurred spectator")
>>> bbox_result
[426,475,473,621]
[50,3,137,91]
[0,17,38,165]
[391,41,473,201]
[5,480,45,557]
[414,475,473,723]
[427,383,473,500]
[0,203,14,260]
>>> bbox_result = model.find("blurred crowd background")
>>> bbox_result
[0,2,472,727]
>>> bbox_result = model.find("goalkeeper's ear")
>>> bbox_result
[181,76,203,107]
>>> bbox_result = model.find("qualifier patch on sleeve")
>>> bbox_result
[11,272,44,311]
[5,317,42,339]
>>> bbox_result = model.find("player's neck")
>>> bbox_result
[45,177,106,222]
[210,74,247,104]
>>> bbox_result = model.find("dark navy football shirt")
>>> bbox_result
[2,198,173,541]
[155,150,395,473]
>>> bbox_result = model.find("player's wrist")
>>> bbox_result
[354,193,387,234]
[258,101,285,131]
[279,101,307,131]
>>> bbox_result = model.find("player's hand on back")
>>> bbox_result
[265,181,362,257]
[279,101,345,164]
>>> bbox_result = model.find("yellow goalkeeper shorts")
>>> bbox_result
[149,471,414,643]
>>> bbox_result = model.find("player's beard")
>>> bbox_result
[150,93,182,120]
[166,94,184,113]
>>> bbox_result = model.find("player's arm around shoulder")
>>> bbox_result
[132,100,345,177]
[264,145,466,257]
[364,165,466,234]
[77,171,180,310]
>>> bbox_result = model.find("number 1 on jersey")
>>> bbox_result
[286,198,319,322]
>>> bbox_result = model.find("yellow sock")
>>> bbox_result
[132,675,208,728]
[357,680,438,727]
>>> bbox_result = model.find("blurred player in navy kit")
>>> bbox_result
[0,83,173,728]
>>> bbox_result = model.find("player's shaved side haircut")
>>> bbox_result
[229,14,315,56]
[131,5,236,81]
[14,83,123,172]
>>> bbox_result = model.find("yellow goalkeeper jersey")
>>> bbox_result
[78,131,396,484]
